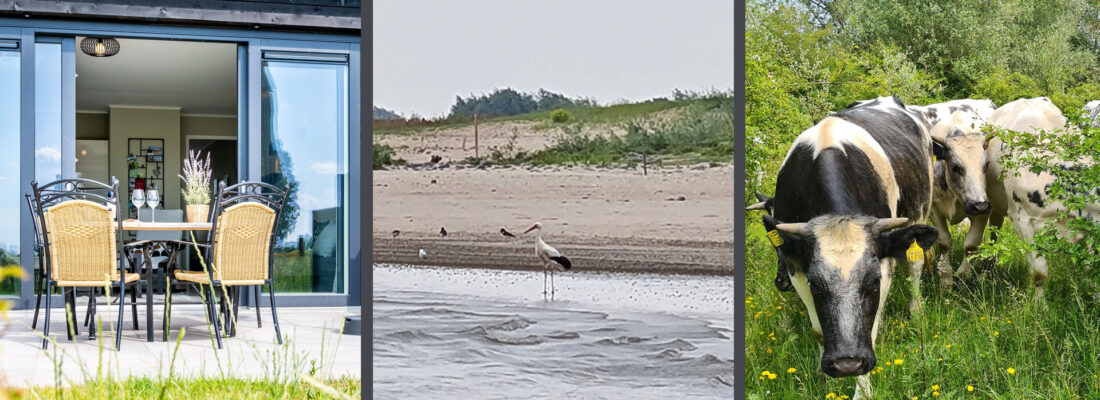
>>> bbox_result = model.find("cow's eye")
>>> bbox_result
[951,163,964,174]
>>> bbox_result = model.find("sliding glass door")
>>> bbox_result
[260,52,349,294]
[0,43,19,296]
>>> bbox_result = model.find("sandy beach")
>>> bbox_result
[372,164,734,275]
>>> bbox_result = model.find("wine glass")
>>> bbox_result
[147,189,159,223]
[132,189,145,221]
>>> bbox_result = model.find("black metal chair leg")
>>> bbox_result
[230,287,240,337]
[116,283,124,351]
[88,288,97,340]
[131,283,139,330]
[65,288,76,341]
[163,283,171,342]
[207,285,223,349]
[83,289,92,327]
[42,282,52,350]
[32,271,44,330]
[254,286,262,328]
[268,282,282,345]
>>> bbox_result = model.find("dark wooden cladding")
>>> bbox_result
[0,0,361,32]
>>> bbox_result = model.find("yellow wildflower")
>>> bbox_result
[967,385,974,392]
[993,331,999,337]
[826,393,836,399]
[933,391,940,397]
[787,368,797,373]
[894,359,904,365]
[1007,367,1016,375]
[932,385,939,391]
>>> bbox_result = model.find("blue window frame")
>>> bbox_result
[1,18,361,308]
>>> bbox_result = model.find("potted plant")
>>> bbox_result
[180,150,212,223]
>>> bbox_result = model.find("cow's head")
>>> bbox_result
[763,214,937,377]
[931,112,994,215]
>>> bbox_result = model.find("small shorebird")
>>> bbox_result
[440,226,448,237]
[523,222,572,300]
[418,249,428,259]
[392,229,400,238]
[500,227,517,238]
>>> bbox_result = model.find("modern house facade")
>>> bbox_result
[0,1,362,308]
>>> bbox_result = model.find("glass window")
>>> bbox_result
[0,49,19,295]
[261,58,348,294]
[35,42,62,184]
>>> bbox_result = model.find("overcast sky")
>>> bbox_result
[373,1,734,118]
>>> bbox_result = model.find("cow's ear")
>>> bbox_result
[931,140,947,161]
[763,215,808,258]
[877,224,938,260]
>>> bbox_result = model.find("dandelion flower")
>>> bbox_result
[1007,367,1016,375]
[967,385,974,392]
[894,359,904,366]
[761,370,771,376]
[788,368,797,373]
[993,331,999,337]
[768,373,777,380]
[932,385,939,391]
[933,391,940,397]
[826,393,837,399]
[945,344,952,349]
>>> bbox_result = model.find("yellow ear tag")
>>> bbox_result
[932,155,937,161]
[767,230,784,247]
[906,240,924,262]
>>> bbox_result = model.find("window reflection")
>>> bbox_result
[0,50,19,295]
[260,59,348,294]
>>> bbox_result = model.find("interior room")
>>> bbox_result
[74,37,238,219]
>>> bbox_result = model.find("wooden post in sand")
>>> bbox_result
[474,114,480,158]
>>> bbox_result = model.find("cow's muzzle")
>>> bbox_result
[964,200,991,215]
[822,352,875,377]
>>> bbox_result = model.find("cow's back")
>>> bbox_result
[775,98,933,224]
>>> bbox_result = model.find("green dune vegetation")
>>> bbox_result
[746,1,1100,398]
[373,88,734,168]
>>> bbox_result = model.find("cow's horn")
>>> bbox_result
[775,223,809,237]
[872,218,909,233]
[747,201,767,211]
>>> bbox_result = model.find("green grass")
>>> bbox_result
[3,376,361,399]
[272,252,313,293]
[372,98,697,137]
[745,219,1100,399]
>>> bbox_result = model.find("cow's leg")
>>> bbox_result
[853,374,872,400]
[931,211,954,285]
[908,259,923,314]
[1028,252,1049,302]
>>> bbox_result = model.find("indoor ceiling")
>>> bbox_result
[76,37,237,115]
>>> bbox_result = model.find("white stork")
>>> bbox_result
[523,222,572,299]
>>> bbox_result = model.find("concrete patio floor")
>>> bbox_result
[0,303,361,387]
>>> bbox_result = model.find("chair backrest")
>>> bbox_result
[32,178,124,283]
[136,208,186,241]
[24,193,43,249]
[207,181,288,282]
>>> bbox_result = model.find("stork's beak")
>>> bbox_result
[523,225,538,234]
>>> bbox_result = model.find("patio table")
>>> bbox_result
[121,220,212,342]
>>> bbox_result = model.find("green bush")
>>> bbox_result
[549,108,572,123]
[372,143,403,169]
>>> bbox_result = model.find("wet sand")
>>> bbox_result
[372,165,734,276]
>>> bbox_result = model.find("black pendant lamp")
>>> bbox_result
[80,37,120,57]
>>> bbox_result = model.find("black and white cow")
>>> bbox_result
[908,99,997,127]
[926,110,1003,284]
[987,98,1099,298]
[1083,100,1100,126]
[763,96,938,398]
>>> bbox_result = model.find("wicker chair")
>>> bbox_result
[164,181,288,348]
[32,178,142,350]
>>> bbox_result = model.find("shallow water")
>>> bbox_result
[373,264,734,400]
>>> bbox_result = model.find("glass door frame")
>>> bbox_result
[5,19,360,309]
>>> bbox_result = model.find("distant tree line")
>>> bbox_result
[373,106,402,120]
[449,88,596,119]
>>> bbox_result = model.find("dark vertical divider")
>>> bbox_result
[733,0,747,398]
[360,1,372,397]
